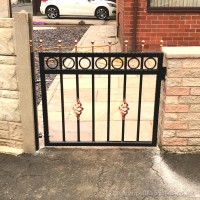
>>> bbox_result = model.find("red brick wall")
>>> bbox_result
[117,0,200,52]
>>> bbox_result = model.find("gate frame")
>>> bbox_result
[38,52,166,147]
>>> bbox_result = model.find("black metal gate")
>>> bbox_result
[38,52,166,147]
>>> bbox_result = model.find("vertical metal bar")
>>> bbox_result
[107,42,111,141]
[74,40,80,142]
[30,41,39,150]
[122,41,128,141]
[75,59,80,142]
[136,57,144,141]
[92,62,95,142]
[152,54,164,145]
[58,40,66,142]
[39,53,50,146]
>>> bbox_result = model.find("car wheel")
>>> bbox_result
[46,6,59,19]
[96,7,109,20]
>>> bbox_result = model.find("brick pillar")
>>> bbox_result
[161,47,200,153]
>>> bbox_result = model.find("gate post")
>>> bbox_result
[160,47,200,153]
[14,12,36,153]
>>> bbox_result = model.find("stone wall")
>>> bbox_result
[160,47,200,153]
[0,13,35,153]
[0,18,22,149]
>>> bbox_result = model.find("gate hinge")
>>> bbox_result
[161,67,167,80]
[38,132,52,138]
[38,132,43,138]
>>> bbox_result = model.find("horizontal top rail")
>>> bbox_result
[39,52,164,57]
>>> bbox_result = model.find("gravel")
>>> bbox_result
[33,26,90,105]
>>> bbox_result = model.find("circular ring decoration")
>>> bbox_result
[95,57,107,69]
[63,57,75,69]
[46,57,59,69]
[112,57,124,69]
[79,57,91,69]
[144,57,157,69]
[128,57,140,69]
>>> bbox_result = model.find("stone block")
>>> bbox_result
[183,78,200,86]
[176,130,200,137]
[1,91,19,99]
[166,78,182,87]
[9,122,23,141]
[164,113,178,120]
[163,130,176,138]
[190,88,200,95]
[165,105,189,113]
[188,138,200,146]
[167,69,200,78]
[0,56,16,65]
[166,87,189,96]
[162,138,188,146]
[0,130,9,139]
[0,138,23,149]
[0,121,9,130]
[190,105,200,113]
[179,96,200,104]
[179,113,200,121]
[0,65,18,90]
[164,121,187,130]
[183,59,200,69]
[189,121,200,129]
[162,146,200,153]
[167,59,183,68]
[165,96,178,104]
[0,98,21,122]
[0,18,14,28]
[0,28,15,55]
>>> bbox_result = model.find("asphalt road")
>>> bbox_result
[0,148,200,199]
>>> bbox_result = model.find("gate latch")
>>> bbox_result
[35,79,52,83]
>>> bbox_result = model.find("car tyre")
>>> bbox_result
[46,6,59,19]
[95,7,109,20]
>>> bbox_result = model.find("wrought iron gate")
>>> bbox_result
[38,52,166,147]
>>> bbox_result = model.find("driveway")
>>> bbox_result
[0,148,200,199]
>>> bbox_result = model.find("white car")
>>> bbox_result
[40,0,116,20]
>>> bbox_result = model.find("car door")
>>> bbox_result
[57,0,77,15]
[74,0,96,16]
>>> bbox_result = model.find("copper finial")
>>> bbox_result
[124,40,128,52]
[91,41,95,53]
[58,40,62,52]
[108,41,112,52]
[160,40,163,52]
[39,39,43,52]
[74,40,78,52]
[141,40,145,52]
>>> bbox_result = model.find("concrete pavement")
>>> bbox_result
[0,148,200,199]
